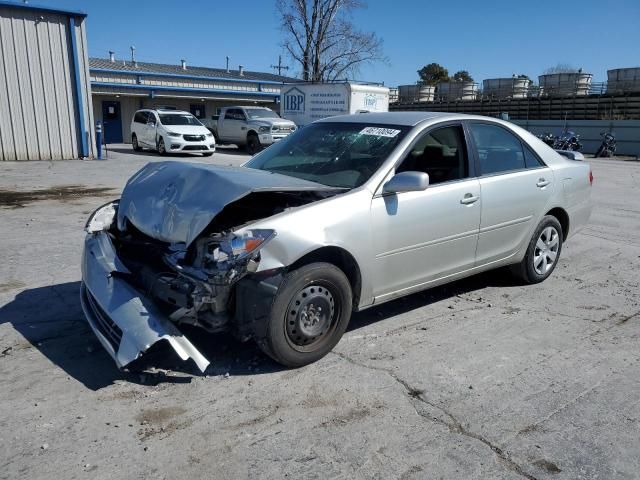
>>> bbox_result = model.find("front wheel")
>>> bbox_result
[157,137,167,155]
[202,152,213,157]
[594,146,604,158]
[257,262,352,367]
[246,133,261,155]
[510,215,563,284]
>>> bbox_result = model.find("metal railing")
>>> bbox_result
[392,81,640,104]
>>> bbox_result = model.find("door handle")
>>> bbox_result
[536,178,550,188]
[460,193,480,205]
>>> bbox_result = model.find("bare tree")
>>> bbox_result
[277,0,386,81]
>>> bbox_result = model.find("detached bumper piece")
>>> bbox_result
[80,232,210,373]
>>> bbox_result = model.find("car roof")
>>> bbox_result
[316,111,474,126]
[226,106,271,110]
[139,109,192,115]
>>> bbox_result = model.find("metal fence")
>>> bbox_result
[391,82,640,120]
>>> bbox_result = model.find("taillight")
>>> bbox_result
[589,169,593,186]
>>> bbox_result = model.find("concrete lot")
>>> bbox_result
[0,146,639,480]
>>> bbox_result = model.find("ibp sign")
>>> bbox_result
[283,87,305,114]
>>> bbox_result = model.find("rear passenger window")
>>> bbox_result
[134,111,148,124]
[523,145,545,168]
[469,123,525,175]
[396,125,469,185]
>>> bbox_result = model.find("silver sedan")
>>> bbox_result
[81,112,592,371]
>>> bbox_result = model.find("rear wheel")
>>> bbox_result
[257,262,352,367]
[246,133,261,155]
[511,215,563,284]
[132,134,142,151]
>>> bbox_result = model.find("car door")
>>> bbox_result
[220,108,242,141]
[144,111,158,147]
[135,111,149,146]
[467,121,554,266]
[370,123,481,301]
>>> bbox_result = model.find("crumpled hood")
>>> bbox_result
[117,161,337,246]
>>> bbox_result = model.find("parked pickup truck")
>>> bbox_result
[207,107,297,154]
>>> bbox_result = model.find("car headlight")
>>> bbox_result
[258,126,270,133]
[85,200,118,234]
[218,229,276,260]
[206,132,214,138]
[167,132,181,137]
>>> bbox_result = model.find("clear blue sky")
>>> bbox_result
[41,0,640,85]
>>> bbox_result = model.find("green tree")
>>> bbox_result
[417,63,449,85]
[451,70,473,82]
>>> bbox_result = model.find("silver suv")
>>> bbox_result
[130,109,215,156]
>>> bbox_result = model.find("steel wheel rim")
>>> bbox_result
[285,283,339,353]
[533,226,560,275]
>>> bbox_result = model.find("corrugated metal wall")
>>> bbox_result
[0,6,94,160]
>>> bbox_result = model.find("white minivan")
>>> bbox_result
[130,109,215,156]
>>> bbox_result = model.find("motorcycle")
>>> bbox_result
[595,132,616,158]
[536,132,557,147]
[553,130,583,152]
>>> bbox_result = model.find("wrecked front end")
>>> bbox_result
[80,162,339,372]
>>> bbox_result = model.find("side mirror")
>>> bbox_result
[383,171,429,194]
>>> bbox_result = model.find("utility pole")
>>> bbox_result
[270,56,289,76]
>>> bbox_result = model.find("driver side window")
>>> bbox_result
[396,125,469,185]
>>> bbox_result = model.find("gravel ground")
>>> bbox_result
[0,146,639,480]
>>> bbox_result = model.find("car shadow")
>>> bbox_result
[348,268,518,332]
[104,146,195,158]
[0,269,517,391]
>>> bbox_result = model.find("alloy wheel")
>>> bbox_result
[533,226,560,275]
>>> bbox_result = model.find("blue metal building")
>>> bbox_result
[0,1,95,160]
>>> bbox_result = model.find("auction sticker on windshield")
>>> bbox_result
[360,127,401,137]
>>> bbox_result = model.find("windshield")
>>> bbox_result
[245,122,409,188]
[246,109,280,119]
[159,114,202,126]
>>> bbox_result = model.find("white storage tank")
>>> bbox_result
[436,81,478,101]
[482,77,531,98]
[607,68,640,93]
[538,72,592,96]
[398,84,435,102]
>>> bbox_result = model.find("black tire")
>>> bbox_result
[202,152,213,157]
[246,133,261,155]
[510,215,563,284]
[132,134,142,152]
[257,262,352,367]
[594,146,604,158]
[157,137,166,155]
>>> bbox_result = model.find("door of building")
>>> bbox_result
[102,101,123,143]
[189,104,205,120]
